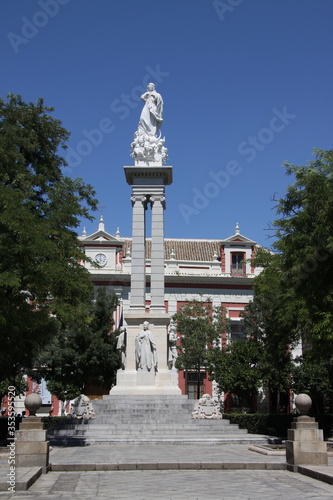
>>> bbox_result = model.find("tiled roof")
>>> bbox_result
[122,238,221,262]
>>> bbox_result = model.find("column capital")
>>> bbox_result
[150,195,166,209]
[131,194,147,207]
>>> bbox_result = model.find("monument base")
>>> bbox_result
[286,416,328,471]
[15,417,50,473]
[110,369,181,396]
[110,310,181,395]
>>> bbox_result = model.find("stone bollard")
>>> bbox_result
[15,394,50,473]
[286,394,328,472]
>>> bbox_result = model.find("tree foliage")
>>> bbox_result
[292,356,333,414]
[241,149,333,411]
[173,300,227,399]
[237,248,304,412]
[272,149,333,356]
[0,94,98,387]
[212,337,262,412]
[35,288,120,407]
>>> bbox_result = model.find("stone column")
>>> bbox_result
[111,165,180,394]
[286,394,328,472]
[129,194,147,310]
[150,193,166,311]
[286,416,328,471]
[16,417,49,473]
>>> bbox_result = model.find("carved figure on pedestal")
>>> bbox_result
[116,326,126,370]
[131,83,168,164]
[168,321,178,369]
[135,321,158,372]
[138,82,163,136]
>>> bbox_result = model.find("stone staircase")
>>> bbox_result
[48,395,269,446]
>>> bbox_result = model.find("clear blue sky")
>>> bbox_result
[1,0,332,248]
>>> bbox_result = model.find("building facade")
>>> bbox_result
[80,217,263,401]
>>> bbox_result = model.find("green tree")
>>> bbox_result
[36,288,120,413]
[241,251,300,412]
[212,337,262,413]
[173,300,227,399]
[292,356,333,414]
[0,376,28,407]
[273,149,333,358]
[45,381,80,417]
[242,149,333,412]
[0,94,98,389]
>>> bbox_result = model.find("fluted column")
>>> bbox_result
[129,194,147,310]
[150,193,166,311]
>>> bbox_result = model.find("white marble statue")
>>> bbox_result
[135,321,158,372]
[116,326,126,370]
[131,83,168,164]
[138,82,163,137]
[168,321,178,369]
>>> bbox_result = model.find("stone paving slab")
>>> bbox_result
[1,444,333,498]
[49,443,288,465]
[297,464,333,485]
[0,469,333,499]
[0,466,42,492]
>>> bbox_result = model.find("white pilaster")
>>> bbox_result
[129,194,147,310]
[150,192,166,311]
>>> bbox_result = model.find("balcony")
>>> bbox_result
[230,264,246,276]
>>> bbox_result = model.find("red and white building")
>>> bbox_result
[1,218,267,417]
[79,217,263,402]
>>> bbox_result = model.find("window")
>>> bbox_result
[186,372,205,400]
[231,253,245,275]
[230,323,244,342]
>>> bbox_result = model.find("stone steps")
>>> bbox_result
[77,423,239,429]
[51,428,247,437]
[48,394,270,446]
[49,436,268,446]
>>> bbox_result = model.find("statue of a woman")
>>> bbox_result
[138,83,163,137]
[135,321,158,372]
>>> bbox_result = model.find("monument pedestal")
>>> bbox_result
[111,89,180,397]
[15,417,49,473]
[286,416,328,471]
[111,370,180,395]
[110,311,181,395]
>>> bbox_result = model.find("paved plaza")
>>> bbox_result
[3,469,333,500]
[0,444,332,499]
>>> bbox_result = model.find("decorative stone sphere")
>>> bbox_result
[24,393,42,416]
[295,393,312,415]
